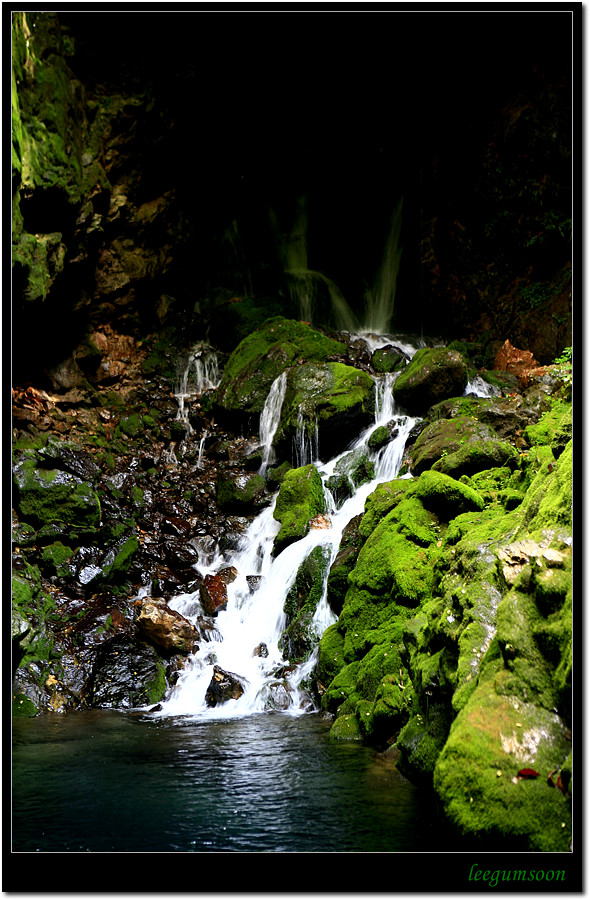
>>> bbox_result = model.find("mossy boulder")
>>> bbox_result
[274,361,376,462]
[371,344,407,374]
[280,544,332,663]
[215,471,267,513]
[433,673,572,851]
[392,347,469,415]
[13,455,101,529]
[272,464,325,555]
[214,317,346,420]
[414,470,485,518]
[411,416,519,478]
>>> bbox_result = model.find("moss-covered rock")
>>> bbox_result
[392,347,469,415]
[414,470,485,518]
[325,448,375,508]
[214,317,346,418]
[280,544,332,663]
[275,361,376,462]
[215,471,267,513]
[433,675,572,851]
[411,415,519,477]
[272,464,325,555]
[13,455,101,529]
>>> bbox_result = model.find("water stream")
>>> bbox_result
[154,350,419,723]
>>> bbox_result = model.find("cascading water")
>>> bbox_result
[167,343,221,464]
[258,372,287,475]
[153,352,420,722]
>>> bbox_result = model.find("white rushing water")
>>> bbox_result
[174,342,221,431]
[258,372,287,475]
[155,350,420,722]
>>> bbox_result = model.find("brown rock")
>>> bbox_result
[137,597,198,655]
[200,573,229,616]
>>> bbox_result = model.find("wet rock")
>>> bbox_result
[411,415,519,477]
[215,471,267,513]
[136,597,198,655]
[199,573,229,616]
[253,642,268,657]
[13,454,101,530]
[371,344,407,374]
[265,681,292,710]
[205,665,245,706]
[89,636,168,708]
[392,347,469,415]
[275,361,376,462]
[214,316,347,420]
[247,576,263,594]
[325,448,375,508]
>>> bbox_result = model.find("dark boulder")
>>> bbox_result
[205,665,245,706]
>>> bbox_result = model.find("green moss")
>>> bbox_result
[359,478,412,537]
[330,713,362,741]
[41,540,74,574]
[367,425,390,452]
[272,464,325,554]
[142,661,167,705]
[12,692,38,718]
[433,682,572,850]
[216,472,266,512]
[216,317,346,414]
[349,510,438,604]
[13,457,101,528]
[280,545,332,663]
[414,470,485,519]
[317,622,346,686]
[517,441,572,535]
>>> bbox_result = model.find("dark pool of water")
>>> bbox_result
[12,709,454,854]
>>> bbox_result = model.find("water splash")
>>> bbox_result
[362,198,403,335]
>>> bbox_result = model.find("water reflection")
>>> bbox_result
[12,710,450,853]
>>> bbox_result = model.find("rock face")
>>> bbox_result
[317,394,573,851]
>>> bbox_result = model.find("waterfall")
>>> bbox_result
[153,352,419,722]
[293,408,319,468]
[271,197,359,332]
[171,343,221,459]
[259,372,287,475]
[362,198,403,335]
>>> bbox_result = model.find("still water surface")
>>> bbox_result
[12,709,452,853]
